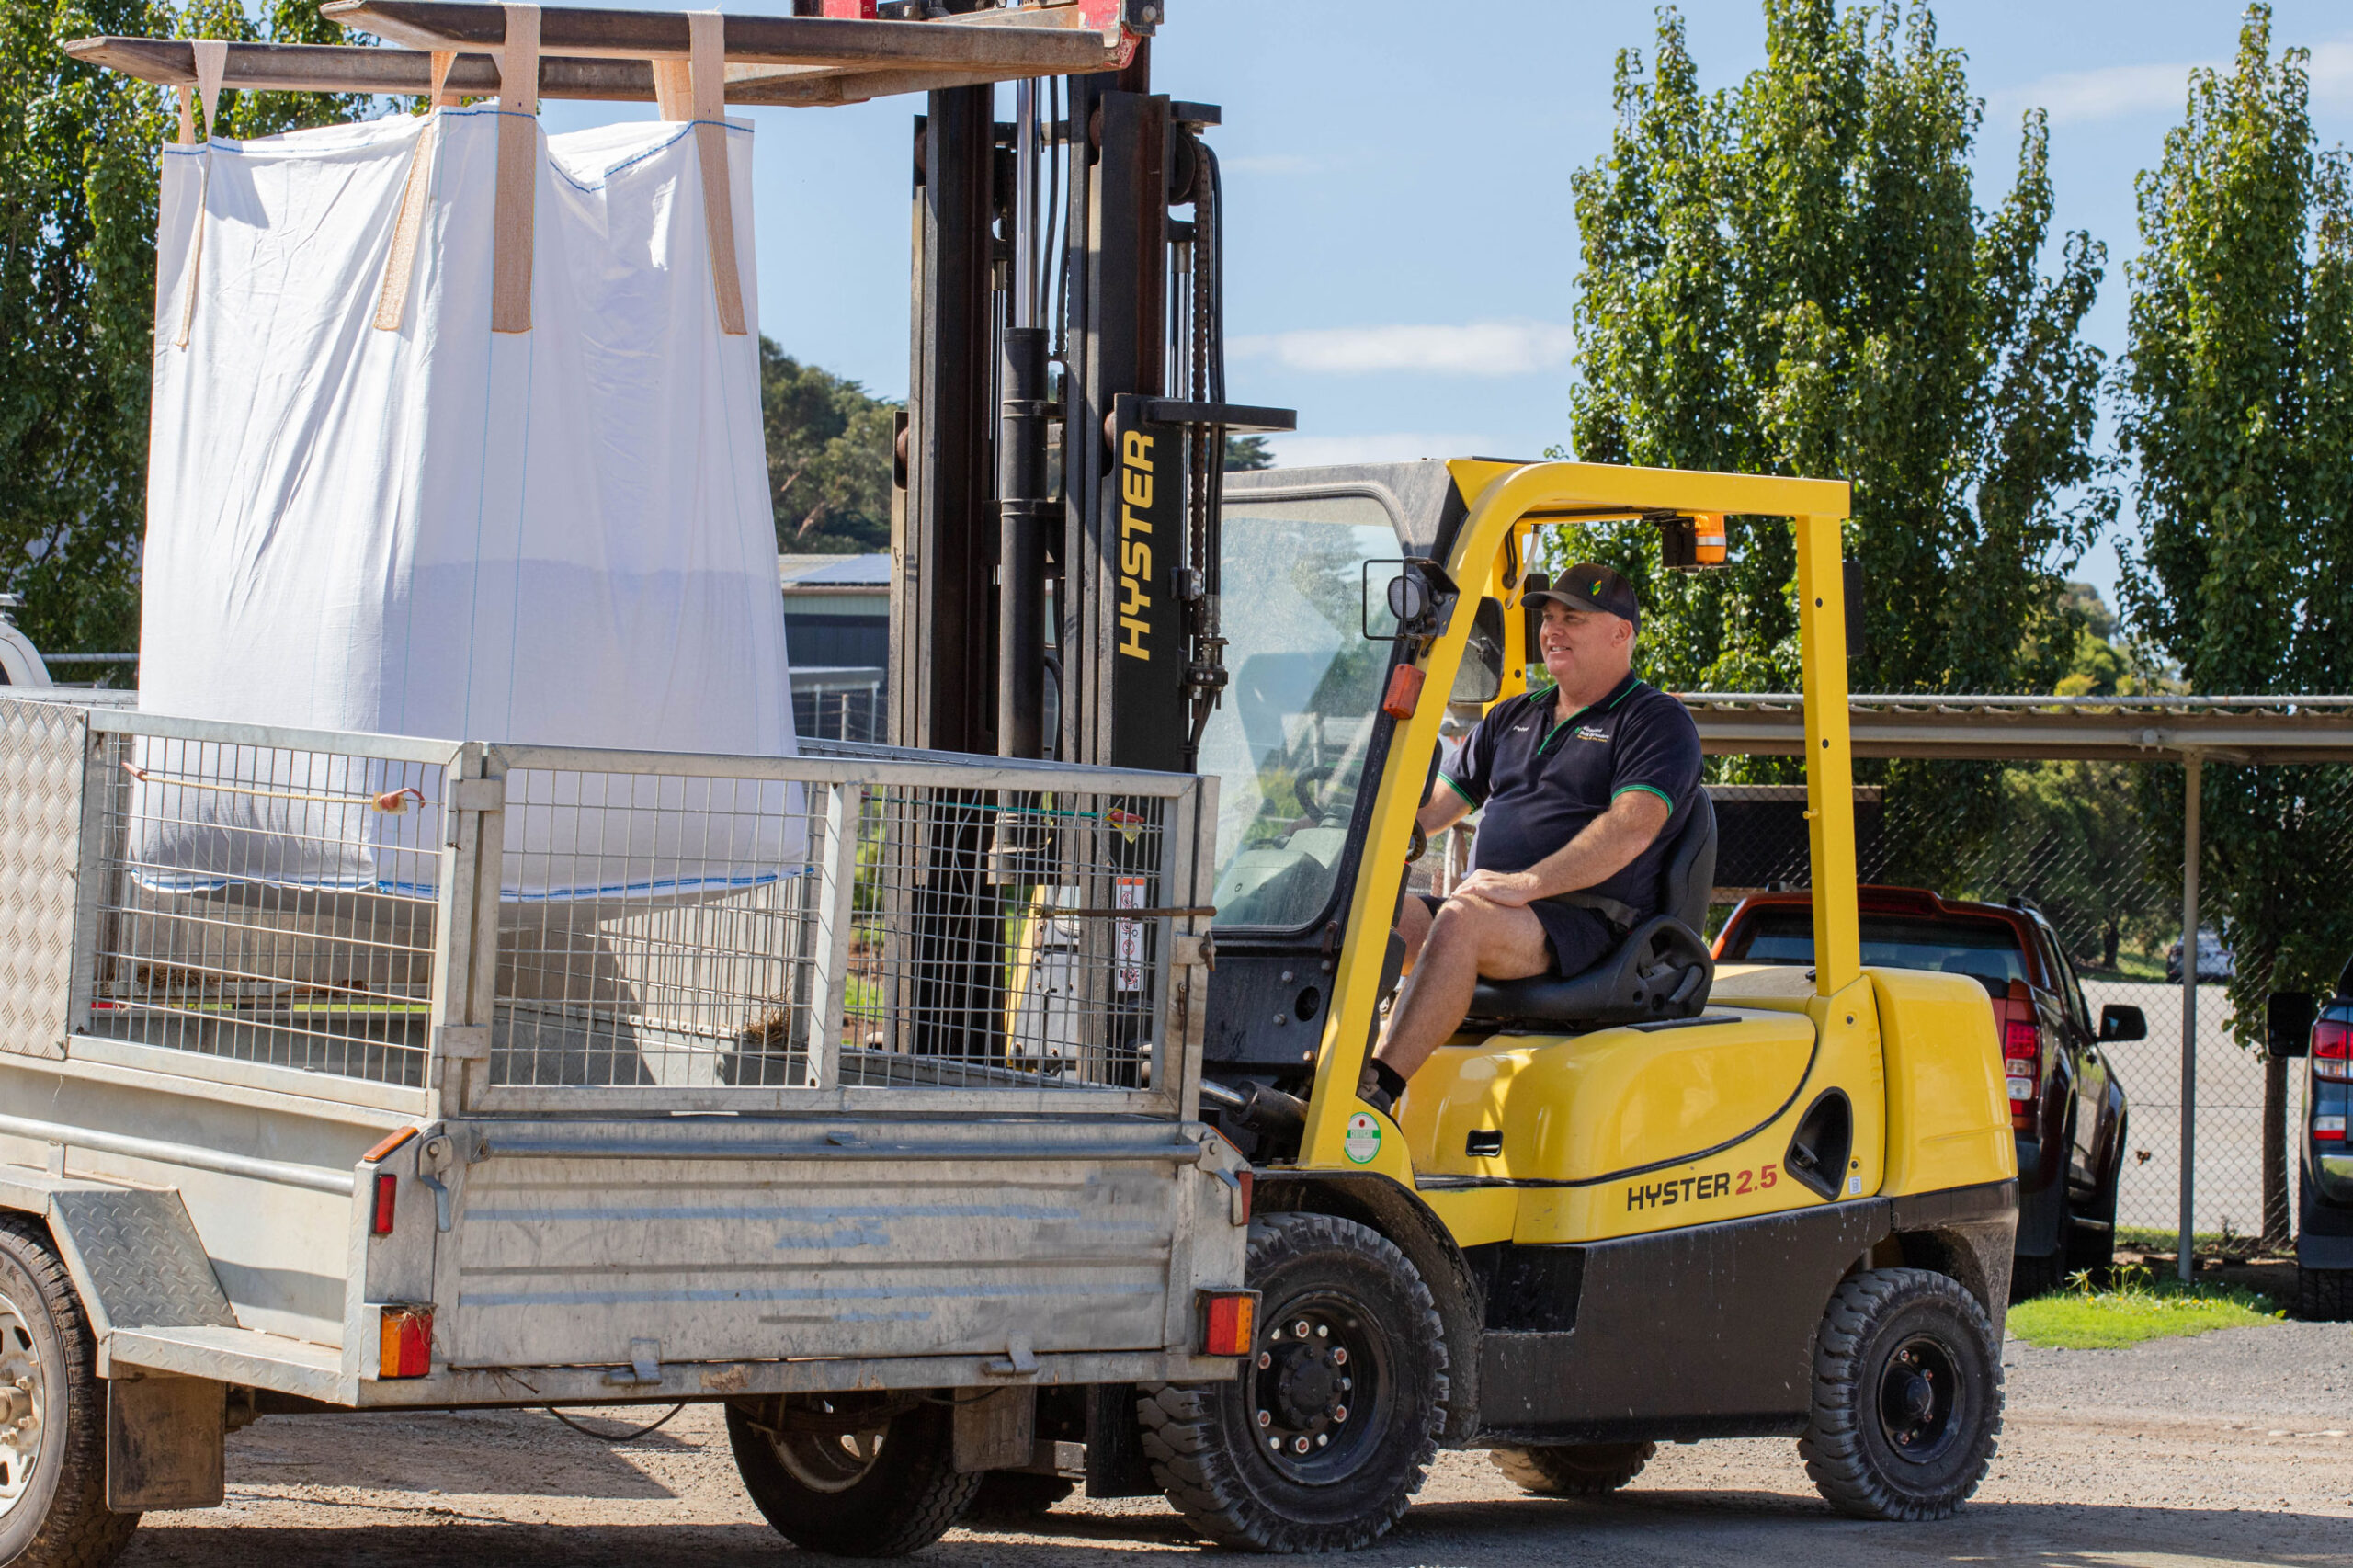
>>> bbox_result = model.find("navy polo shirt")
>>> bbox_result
[1438,671,1703,919]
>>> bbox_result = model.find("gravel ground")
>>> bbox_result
[112,1321,2353,1568]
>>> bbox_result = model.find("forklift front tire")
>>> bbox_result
[1138,1212,1447,1552]
[1490,1440,1656,1496]
[1800,1267,2002,1522]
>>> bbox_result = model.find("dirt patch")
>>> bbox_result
[115,1321,2353,1568]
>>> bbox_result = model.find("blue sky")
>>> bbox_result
[546,1,2353,607]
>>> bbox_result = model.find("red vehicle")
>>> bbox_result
[1714,886,2142,1298]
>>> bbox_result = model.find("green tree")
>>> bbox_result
[1223,433,1273,472]
[1562,0,2112,866]
[2,2,374,664]
[761,342,898,554]
[2,0,173,657]
[2118,2,2353,1244]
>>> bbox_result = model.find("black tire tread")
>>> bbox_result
[0,1214,139,1568]
[2295,1265,2353,1323]
[1490,1440,1656,1496]
[1137,1211,1448,1552]
[725,1400,980,1558]
[1799,1267,2002,1523]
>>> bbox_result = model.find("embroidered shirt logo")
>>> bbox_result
[1573,724,1610,742]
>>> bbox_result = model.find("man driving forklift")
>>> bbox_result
[1358,563,1703,1114]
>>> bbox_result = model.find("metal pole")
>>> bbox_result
[2178,754,2201,1284]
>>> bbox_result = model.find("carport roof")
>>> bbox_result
[1682,694,2353,765]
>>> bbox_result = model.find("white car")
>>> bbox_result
[0,595,51,687]
[2166,926,2234,983]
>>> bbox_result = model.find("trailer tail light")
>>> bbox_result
[378,1305,433,1379]
[370,1173,398,1235]
[2004,1017,2041,1130]
[2315,1018,2351,1082]
[2315,1116,2347,1142]
[1199,1290,1260,1358]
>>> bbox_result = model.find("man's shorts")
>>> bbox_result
[1415,892,1618,979]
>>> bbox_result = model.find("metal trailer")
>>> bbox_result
[0,689,1246,1554]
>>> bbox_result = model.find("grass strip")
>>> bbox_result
[2008,1265,2284,1350]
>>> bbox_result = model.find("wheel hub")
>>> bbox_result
[0,1293,46,1518]
[1248,1298,1377,1483]
[1875,1335,1959,1464]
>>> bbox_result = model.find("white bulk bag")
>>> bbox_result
[134,102,801,899]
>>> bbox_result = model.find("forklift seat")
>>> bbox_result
[1463,789,1717,1030]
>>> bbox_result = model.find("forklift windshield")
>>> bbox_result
[1202,494,1403,928]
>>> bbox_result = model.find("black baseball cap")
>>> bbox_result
[1526,562,1639,631]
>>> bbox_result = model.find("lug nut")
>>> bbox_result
[1316,1324,1328,1337]
[1256,1410,1271,1427]
[1333,1404,1347,1423]
[1330,1347,1347,1366]
[1316,1433,1329,1447]
[1293,1437,1310,1454]
[1256,1351,1271,1369]
[1292,1319,1310,1338]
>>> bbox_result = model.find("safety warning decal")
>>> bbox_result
[1343,1111,1382,1165]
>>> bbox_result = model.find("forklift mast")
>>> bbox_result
[890,6,1290,771]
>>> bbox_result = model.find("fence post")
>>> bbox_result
[2177,753,2201,1284]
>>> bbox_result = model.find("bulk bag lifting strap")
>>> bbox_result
[170,38,227,348]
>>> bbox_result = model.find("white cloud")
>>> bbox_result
[1262,432,1502,467]
[1221,153,1319,176]
[1990,62,2200,127]
[1990,37,2353,129]
[1229,319,1576,377]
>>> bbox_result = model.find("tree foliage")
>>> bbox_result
[759,342,898,555]
[1563,0,2111,702]
[1,1,371,659]
[2118,2,2353,1239]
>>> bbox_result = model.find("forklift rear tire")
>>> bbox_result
[1490,1441,1656,1496]
[2295,1266,2353,1323]
[1138,1212,1447,1552]
[0,1216,139,1568]
[1800,1267,2001,1522]
[726,1397,980,1557]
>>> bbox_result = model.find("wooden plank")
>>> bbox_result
[63,34,1108,104]
[321,1,1117,71]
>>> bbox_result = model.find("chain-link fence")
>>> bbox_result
[1707,760,2353,1249]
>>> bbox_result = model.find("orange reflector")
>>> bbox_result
[1199,1290,1260,1358]
[1381,665,1424,721]
[1235,1168,1254,1224]
[1692,513,1727,565]
[361,1126,419,1165]
[379,1305,433,1379]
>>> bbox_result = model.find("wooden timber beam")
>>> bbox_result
[63,34,1115,107]
[321,1,1119,70]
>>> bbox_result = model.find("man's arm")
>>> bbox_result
[1452,790,1669,909]
[1417,778,1473,836]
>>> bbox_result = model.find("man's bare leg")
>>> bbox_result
[1370,894,1552,1091]
[1394,892,1436,971]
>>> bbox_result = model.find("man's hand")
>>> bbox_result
[1453,868,1540,907]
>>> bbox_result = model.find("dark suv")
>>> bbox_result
[1714,885,2142,1298]
[2268,972,2353,1321]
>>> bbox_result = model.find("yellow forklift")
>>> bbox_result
[63,3,2019,1551]
[1157,457,2020,1550]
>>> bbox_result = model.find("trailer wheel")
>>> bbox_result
[963,1470,1074,1522]
[1490,1440,1655,1496]
[0,1216,138,1568]
[1800,1267,2001,1522]
[1139,1212,1447,1553]
[725,1397,979,1557]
